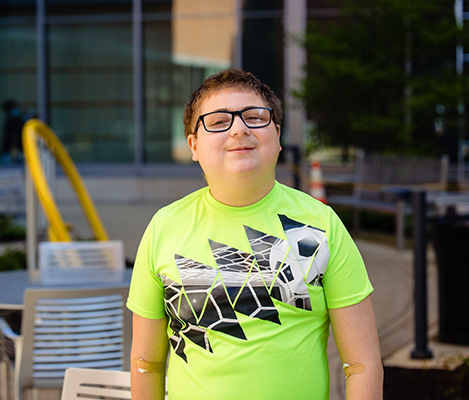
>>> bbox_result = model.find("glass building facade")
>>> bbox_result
[0,0,286,166]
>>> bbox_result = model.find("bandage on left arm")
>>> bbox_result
[343,363,366,379]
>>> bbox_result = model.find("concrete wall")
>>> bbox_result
[56,165,297,205]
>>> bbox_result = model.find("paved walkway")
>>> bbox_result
[2,201,441,400]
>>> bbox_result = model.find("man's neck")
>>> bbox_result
[207,175,276,207]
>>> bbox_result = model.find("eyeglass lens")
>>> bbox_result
[203,108,271,132]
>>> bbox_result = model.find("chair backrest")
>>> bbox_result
[353,150,449,199]
[17,286,131,395]
[61,368,131,400]
[38,240,125,284]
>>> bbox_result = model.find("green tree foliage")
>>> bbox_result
[0,216,25,242]
[297,0,469,158]
[0,248,26,271]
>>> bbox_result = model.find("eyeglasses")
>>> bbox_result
[194,107,273,133]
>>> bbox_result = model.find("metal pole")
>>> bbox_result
[411,190,433,359]
[233,0,243,69]
[133,0,144,166]
[283,0,307,148]
[291,145,301,191]
[403,16,412,139]
[455,0,465,184]
[282,145,301,191]
[26,0,47,277]
[25,169,38,278]
[36,0,47,122]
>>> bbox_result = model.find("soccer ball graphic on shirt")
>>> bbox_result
[269,223,329,310]
[163,215,331,361]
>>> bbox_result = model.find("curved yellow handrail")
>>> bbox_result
[22,119,109,241]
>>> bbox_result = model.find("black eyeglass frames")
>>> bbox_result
[194,107,273,133]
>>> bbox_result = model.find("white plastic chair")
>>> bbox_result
[61,367,169,400]
[61,368,131,400]
[0,321,15,400]
[38,240,125,284]
[0,286,131,400]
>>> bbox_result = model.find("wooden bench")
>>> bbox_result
[327,150,449,250]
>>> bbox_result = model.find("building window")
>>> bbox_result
[0,0,37,158]
[48,22,134,162]
[0,0,261,165]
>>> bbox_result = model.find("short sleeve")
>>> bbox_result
[126,215,166,319]
[322,207,373,309]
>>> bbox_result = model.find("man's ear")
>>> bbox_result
[276,124,282,151]
[187,134,199,161]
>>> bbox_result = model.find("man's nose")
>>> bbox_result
[229,114,251,137]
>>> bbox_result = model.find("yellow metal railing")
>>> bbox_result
[22,119,109,241]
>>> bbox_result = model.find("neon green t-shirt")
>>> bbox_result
[127,181,373,400]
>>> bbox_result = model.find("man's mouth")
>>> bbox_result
[228,146,255,152]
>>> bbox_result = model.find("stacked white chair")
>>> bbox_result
[0,286,131,400]
[61,368,131,400]
[38,240,125,284]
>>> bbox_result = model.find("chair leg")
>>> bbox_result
[0,360,8,400]
[31,388,40,400]
[13,340,23,400]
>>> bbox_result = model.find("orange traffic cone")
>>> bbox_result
[309,160,327,204]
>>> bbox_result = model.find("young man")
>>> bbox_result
[127,69,383,399]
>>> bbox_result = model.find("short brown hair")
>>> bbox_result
[183,68,283,138]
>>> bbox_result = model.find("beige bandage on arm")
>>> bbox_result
[343,363,366,379]
[132,357,165,374]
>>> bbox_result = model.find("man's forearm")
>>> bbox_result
[130,314,169,399]
[345,360,383,400]
[131,367,166,400]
